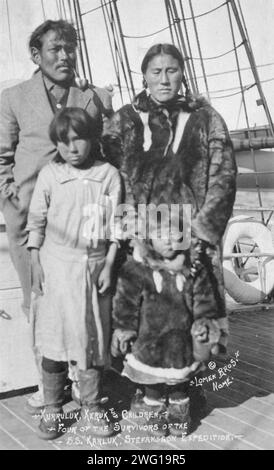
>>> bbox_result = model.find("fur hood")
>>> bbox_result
[130,238,189,274]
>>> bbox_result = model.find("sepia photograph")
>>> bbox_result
[0,0,273,457]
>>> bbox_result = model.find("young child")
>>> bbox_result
[26,107,122,440]
[111,219,228,437]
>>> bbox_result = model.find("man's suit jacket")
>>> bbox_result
[0,70,113,243]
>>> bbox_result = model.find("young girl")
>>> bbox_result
[26,107,122,440]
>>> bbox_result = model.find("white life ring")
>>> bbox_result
[223,215,274,304]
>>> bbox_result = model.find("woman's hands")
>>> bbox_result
[30,249,44,296]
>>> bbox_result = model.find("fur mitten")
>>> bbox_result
[111,328,137,357]
[191,318,221,362]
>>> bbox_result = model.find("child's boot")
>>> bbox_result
[37,369,67,440]
[131,386,168,437]
[79,368,114,437]
[189,382,207,421]
[144,397,168,437]
[167,397,191,436]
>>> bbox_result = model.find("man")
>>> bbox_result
[0,19,113,412]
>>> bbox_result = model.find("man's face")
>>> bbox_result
[33,30,76,84]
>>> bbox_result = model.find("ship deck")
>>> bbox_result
[1,303,274,451]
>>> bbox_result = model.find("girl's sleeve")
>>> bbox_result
[107,168,123,243]
[26,167,51,249]
[191,107,237,245]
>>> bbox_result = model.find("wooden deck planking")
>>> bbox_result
[198,419,262,450]
[0,399,60,450]
[228,339,274,361]
[200,410,272,449]
[1,308,274,450]
[206,385,274,419]
[229,315,274,330]
[229,329,274,349]
[232,353,274,374]
[216,358,274,386]
[190,419,259,450]
[206,390,274,437]
[0,425,27,450]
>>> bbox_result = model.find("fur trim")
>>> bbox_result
[139,111,152,151]
[172,111,191,154]
[123,353,201,385]
[152,270,163,293]
[131,239,186,273]
[132,89,209,113]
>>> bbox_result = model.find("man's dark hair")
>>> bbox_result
[29,20,78,50]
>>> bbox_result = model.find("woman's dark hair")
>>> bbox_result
[49,107,102,162]
[141,43,185,74]
[29,20,78,50]
[141,43,191,96]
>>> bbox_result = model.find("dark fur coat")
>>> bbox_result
[103,90,236,381]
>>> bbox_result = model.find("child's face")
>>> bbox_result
[57,128,92,167]
[151,227,182,259]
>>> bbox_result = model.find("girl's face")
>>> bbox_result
[57,128,92,167]
[144,53,183,103]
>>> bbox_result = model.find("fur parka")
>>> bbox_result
[103,90,236,381]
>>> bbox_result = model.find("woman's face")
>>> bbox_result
[144,53,183,103]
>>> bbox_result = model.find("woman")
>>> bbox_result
[103,43,237,435]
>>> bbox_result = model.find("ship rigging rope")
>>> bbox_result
[55,0,61,18]
[5,0,14,73]
[130,62,274,77]
[101,0,124,102]
[81,0,227,21]
[61,0,68,19]
[123,1,228,38]
[41,0,46,20]
[197,61,274,79]
[211,77,274,95]
[179,0,198,91]
[67,0,74,23]
[81,0,114,16]
[188,0,209,96]
[125,76,274,99]
[109,0,133,99]
[211,84,255,99]
[187,42,244,61]
[101,0,132,100]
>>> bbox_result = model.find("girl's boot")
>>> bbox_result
[37,369,67,440]
[79,368,114,437]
